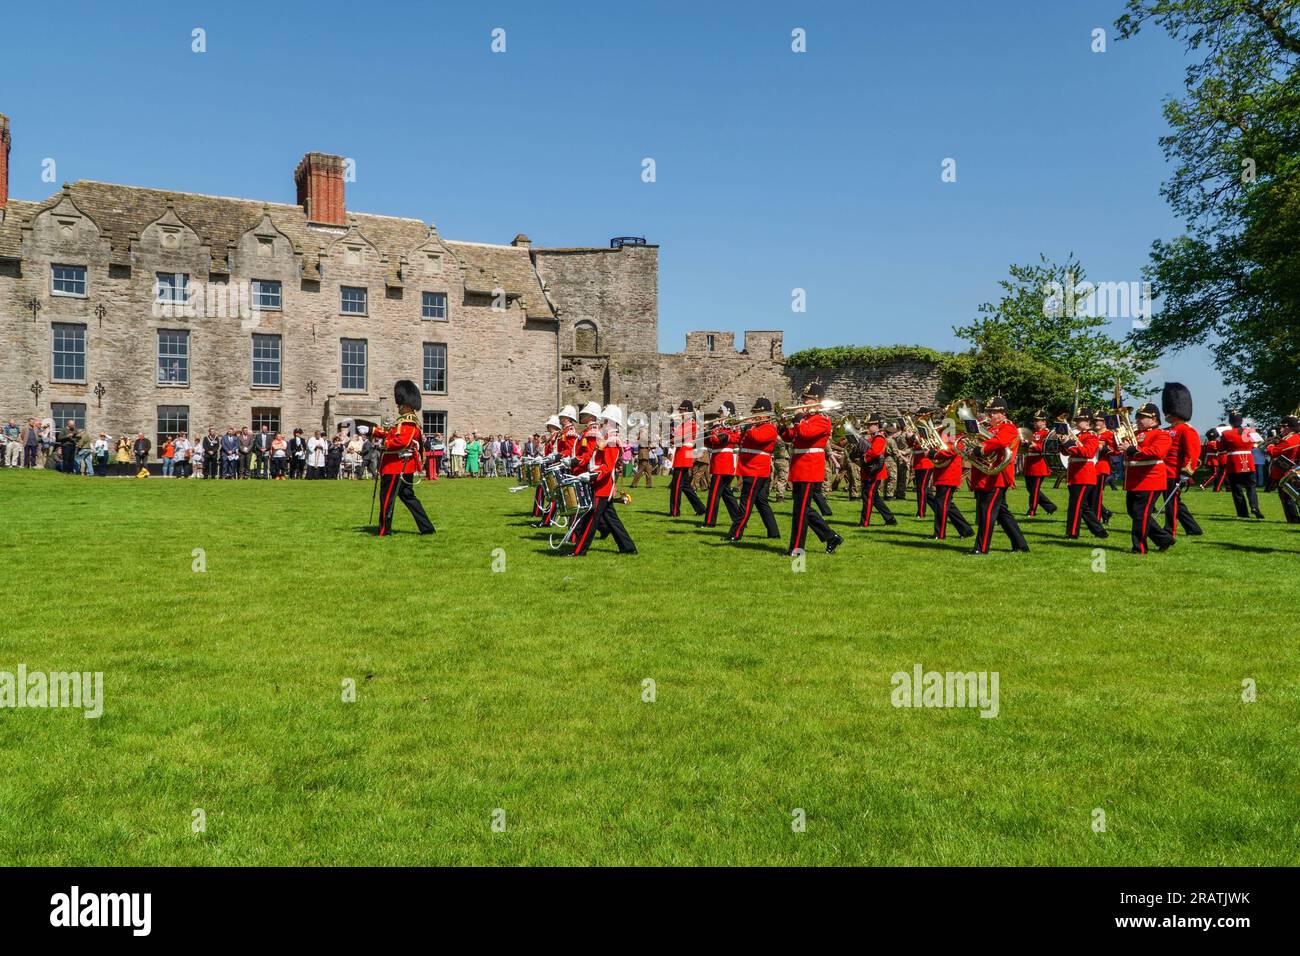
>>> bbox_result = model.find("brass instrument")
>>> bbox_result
[1110,376,1140,446]
[903,410,945,453]
[774,398,843,424]
[953,398,1014,475]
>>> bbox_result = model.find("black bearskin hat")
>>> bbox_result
[1161,382,1193,422]
[721,401,737,416]
[1228,409,1244,428]
[394,379,421,411]
[751,397,773,413]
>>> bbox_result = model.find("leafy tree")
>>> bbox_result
[1118,0,1300,420]
[946,256,1156,420]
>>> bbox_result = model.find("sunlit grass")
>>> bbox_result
[0,469,1296,865]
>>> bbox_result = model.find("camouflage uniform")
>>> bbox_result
[772,436,790,501]
[831,440,860,499]
[882,432,903,498]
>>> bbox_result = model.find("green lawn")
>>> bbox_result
[0,468,1296,866]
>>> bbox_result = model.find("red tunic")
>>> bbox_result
[671,418,698,469]
[372,416,423,476]
[1023,428,1053,478]
[588,439,621,499]
[705,425,739,476]
[1124,427,1172,491]
[967,419,1019,492]
[1267,432,1300,480]
[737,421,777,478]
[1093,430,1115,476]
[1217,427,1259,475]
[859,433,887,481]
[1064,430,1099,486]
[779,412,831,483]
[1164,422,1202,482]
[907,434,933,471]
[573,423,600,472]
[931,433,964,487]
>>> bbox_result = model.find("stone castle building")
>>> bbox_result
[0,112,942,446]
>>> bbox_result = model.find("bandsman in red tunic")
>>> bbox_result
[532,414,561,520]
[1266,416,1300,524]
[928,427,973,540]
[1199,430,1223,491]
[966,396,1028,555]
[1117,402,1175,554]
[726,398,781,541]
[370,380,435,536]
[569,405,637,557]
[702,401,741,527]
[1022,409,1059,518]
[779,383,843,556]
[857,414,897,528]
[1161,382,1203,537]
[1059,408,1108,540]
[908,408,936,518]
[1091,414,1116,525]
[1217,410,1265,518]
[668,399,706,518]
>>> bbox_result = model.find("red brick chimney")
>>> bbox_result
[294,152,346,226]
[0,114,11,211]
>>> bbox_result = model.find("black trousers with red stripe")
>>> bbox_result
[1093,476,1113,522]
[789,480,834,553]
[1065,483,1106,538]
[1127,489,1174,553]
[727,475,780,540]
[914,468,932,517]
[971,488,1028,553]
[703,473,741,526]
[669,466,705,517]
[1025,474,1058,515]
[929,483,973,539]
[532,484,545,516]
[571,495,636,555]
[377,473,434,535]
[1163,478,1202,535]
[859,475,896,527]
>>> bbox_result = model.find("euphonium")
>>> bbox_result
[953,398,1014,475]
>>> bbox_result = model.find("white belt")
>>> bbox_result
[1068,455,1097,463]
[1228,450,1252,457]
[791,447,825,455]
[740,450,772,457]
[677,442,694,449]
[713,447,737,454]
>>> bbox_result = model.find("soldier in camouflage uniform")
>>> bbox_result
[772,434,791,501]
[882,423,903,499]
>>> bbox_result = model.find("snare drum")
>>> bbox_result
[543,469,562,496]
[527,462,542,485]
[561,482,580,512]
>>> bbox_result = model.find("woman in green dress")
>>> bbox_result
[466,435,482,476]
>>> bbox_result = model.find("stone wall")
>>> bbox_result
[785,360,946,416]
[533,245,658,354]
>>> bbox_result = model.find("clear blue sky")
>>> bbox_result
[0,0,1229,427]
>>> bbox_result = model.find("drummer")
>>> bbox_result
[532,414,561,521]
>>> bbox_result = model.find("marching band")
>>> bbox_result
[501,377,1300,559]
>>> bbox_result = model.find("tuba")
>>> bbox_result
[954,399,1014,475]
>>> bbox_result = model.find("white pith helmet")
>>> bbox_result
[599,404,624,430]
[559,405,578,421]
[545,415,561,430]
[579,401,603,419]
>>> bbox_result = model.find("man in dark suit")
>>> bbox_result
[254,425,273,479]
[59,420,80,474]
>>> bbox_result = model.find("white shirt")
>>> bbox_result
[307,436,328,467]
[450,438,466,456]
